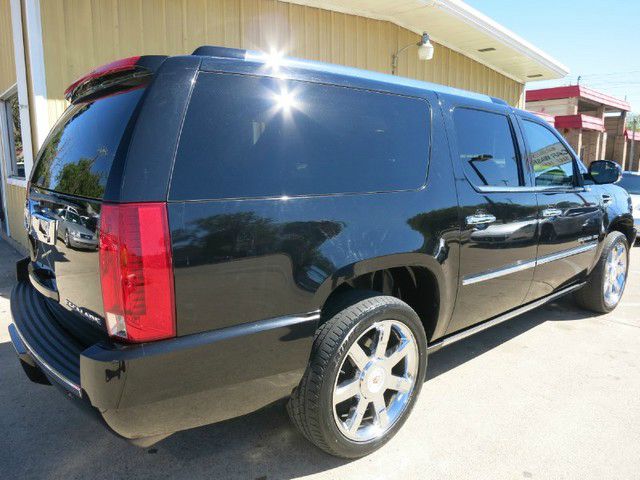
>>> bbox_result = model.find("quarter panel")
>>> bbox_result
[168,186,459,336]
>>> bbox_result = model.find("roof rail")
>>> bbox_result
[490,96,509,106]
[191,46,246,59]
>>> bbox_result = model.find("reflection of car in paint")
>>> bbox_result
[470,218,537,244]
[56,207,98,249]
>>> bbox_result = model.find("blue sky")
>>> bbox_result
[465,0,640,114]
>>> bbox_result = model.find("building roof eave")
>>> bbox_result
[286,0,569,83]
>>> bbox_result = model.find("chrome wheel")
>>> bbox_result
[332,320,419,442]
[604,242,627,308]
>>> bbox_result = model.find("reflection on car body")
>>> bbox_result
[56,206,98,250]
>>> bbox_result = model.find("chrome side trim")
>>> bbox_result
[535,242,597,266]
[428,282,585,353]
[10,323,82,397]
[475,185,587,194]
[463,259,536,285]
[462,242,598,286]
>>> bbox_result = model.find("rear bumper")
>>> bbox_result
[9,280,318,440]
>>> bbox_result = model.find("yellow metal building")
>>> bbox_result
[0,0,568,251]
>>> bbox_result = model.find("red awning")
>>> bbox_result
[526,85,630,111]
[555,114,605,132]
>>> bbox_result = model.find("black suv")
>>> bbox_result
[9,47,636,458]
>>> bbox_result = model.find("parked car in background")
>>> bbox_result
[617,171,640,242]
[8,48,637,459]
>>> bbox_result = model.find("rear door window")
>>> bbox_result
[452,108,521,188]
[521,120,576,187]
[31,88,145,199]
[169,73,431,200]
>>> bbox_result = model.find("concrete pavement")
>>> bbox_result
[0,239,639,479]
[0,237,21,343]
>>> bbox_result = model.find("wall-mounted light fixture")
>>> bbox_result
[391,32,434,75]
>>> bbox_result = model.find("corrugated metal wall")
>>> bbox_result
[5,183,27,247]
[0,0,26,249]
[40,0,525,128]
[0,0,16,94]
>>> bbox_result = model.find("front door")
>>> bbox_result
[518,118,602,301]
[443,100,538,333]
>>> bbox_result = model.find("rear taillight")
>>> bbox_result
[99,203,176,342]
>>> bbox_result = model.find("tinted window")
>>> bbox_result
[31,88,145,198]
[452,108,521,187]
[522,120,575,187]
[170,73,430,200]
[618,173,640,194]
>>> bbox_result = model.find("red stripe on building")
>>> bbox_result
[526,85,630,111]
[554,114,605,132]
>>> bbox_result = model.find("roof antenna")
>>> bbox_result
[577,75,581,85]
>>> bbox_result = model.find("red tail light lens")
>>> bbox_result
[99,203,176,342]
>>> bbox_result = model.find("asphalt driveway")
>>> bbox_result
[1,238,639,480]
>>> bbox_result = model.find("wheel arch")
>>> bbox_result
[314,253,450,342]
[608,213,635,246]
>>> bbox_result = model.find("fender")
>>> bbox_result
[313,251,458,341]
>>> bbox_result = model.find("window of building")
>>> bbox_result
[2,89,25,178]
[521,120,576,187]
[452,108,521,188]
[170,73,431,200]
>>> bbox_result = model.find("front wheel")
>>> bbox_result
[287,291,427,458]
[574,231,629,313]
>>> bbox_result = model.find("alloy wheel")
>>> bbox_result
[603,242,627,308]
[332,320,419,442]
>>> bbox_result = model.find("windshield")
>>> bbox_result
[617,173,640,194]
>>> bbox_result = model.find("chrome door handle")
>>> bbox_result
[602,194,613,205]
[542,208,562,218]
[466,213,496,226]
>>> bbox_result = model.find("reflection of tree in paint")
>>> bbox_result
[172,212,344,291]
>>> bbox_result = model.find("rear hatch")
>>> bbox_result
[25,57,162,339]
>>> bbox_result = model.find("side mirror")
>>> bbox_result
[588,160,622,185]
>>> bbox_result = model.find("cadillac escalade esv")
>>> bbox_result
[9,47,636,458]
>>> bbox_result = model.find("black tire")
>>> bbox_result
[574,231,629,313]
[287,290,427,458]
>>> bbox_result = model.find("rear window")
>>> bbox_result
[452,108,521,188]
[169,73,430,200]
[31,88,145,198]
[618,173,640,194]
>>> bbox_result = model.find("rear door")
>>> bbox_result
[26,85,148,332]
[517,118,602,301]
[443,97,539,333]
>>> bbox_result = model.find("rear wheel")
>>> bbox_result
[287,291,427,458]
[574,231,629,313]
